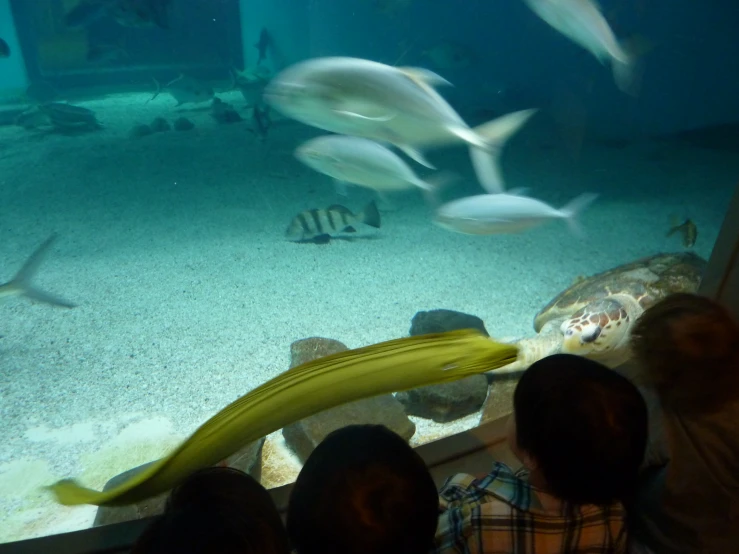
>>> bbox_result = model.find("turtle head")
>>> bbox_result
[560,298,631,359]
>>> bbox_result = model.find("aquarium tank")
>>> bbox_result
[1,0,738,545]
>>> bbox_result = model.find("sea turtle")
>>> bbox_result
[39,102,103,131]
[500,252,707,371]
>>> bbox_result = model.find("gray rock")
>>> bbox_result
[93,437,265,527]
[409,309,489,337]
[282,394,415,462]
[290,337,348,368]
[479,373,522,425]
[283,336,415,462]
[396,374,489,423]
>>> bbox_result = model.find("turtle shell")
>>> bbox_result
[40,102,100,128]
[533,252,707,333]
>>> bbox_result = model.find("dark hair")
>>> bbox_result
[630,292,739,413]
[132,466,290,554]
[513,354,647,506]
[286,424,439,554]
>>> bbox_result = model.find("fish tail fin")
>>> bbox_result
[5,234,76,308]
[418,171,459,208]
[147,77,161,104]
[560,193,599,237]
[467,108,538,194]
[612,35,653,97]
[359,200,382,229]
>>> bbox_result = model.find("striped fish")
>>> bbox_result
[286,201,381,243]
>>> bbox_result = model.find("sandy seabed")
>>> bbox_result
[0,89,736,543]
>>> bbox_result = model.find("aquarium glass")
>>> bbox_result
[1,0,737,544]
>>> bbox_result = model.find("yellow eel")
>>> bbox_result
[47,329,518,507]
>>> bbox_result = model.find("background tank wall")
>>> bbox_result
[239,0,310,70]
[299,0,739,137]
[0,0,29,100]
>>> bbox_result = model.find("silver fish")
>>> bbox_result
[434,191,598,235]
[1,235,76,308]
[522,0,638,95]
[295,135,441,196]
[263,56,537,194]
[286,202,381,243]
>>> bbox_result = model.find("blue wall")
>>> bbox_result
[3,0,736,136]
[239,0,310,71]
[268,0,739,137]
[0,0,28,100]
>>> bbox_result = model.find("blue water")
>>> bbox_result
[1,0,738,544]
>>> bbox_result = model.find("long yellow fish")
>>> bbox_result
[48,329,518,507]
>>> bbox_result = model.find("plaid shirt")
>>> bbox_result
[434,462,627,554]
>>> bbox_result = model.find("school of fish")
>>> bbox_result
[255,0,663,240]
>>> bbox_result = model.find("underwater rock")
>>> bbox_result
[395,374,488,423]
[282,395,415,463]
[211,97,243,124]
[478,373,521,426]
[150,116,171,132]
[283,336,415,462]
[93,437,265,527]
[289,337,348,367]
[129,123,153,138]
[173,117,194,131]
[409,309,489,337]
[399,309,490,422]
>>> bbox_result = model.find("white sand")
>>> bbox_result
[0,89,736,543]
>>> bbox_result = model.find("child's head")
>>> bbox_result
[508,353,647,505]
[286,424,439,554]
[630,292,739,413]
[132,466,289,554]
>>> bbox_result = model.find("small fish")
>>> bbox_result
[522,0,643,95]
[667,216,697,249]
[1,235,76,308]
[286,202,382,244]
[254,27,271,65]
[0,38,10,58]
[434,191,598,235]
[264,56,537,194]
[295,135,443,197]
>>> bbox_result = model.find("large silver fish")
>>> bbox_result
[1,235,76,308]
[295,135,440,196]
[434,191,598,235]
[263,56,537,194]
[522,0,639,95]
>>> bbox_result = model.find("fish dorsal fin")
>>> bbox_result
[398,67,453,89]
[398,145,436,169]
[327,204,353,214]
